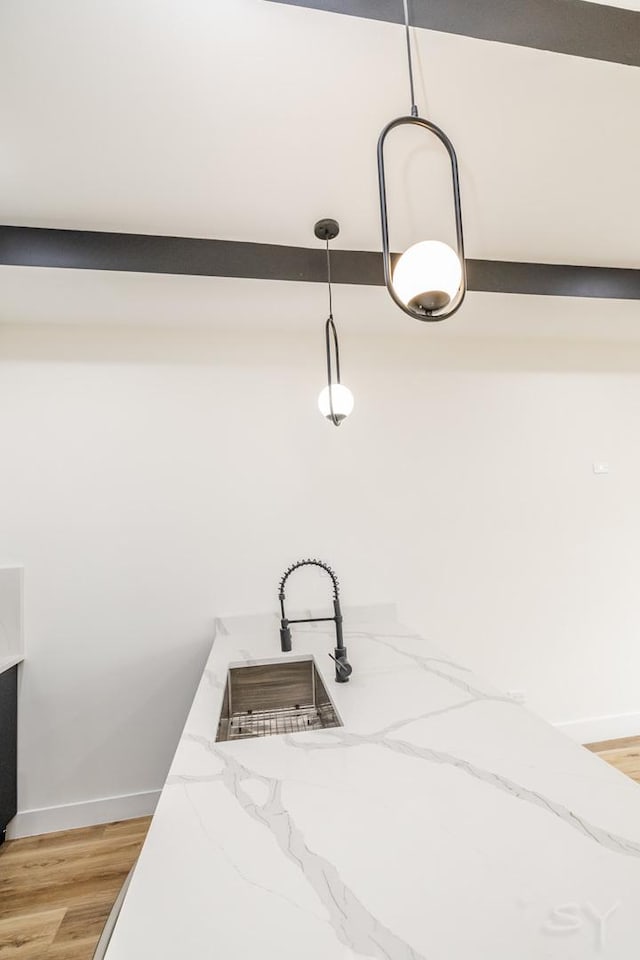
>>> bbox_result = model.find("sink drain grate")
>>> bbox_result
[226,703,338,740]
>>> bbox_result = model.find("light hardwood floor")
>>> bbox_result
[0,817,151,960]
[1,738,640,960]
[585,735,640,783]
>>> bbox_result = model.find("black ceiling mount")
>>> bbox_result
[1,225,640,301]
[266,0,640,69]
[314,219,340,241]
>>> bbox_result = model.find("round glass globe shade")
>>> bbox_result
[392,240,462,312]
[318,384,354,422]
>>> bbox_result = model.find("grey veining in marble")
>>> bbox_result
[104,608,640,960]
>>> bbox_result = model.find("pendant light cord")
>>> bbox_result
[325,238,333,320]
[403,0,418,117]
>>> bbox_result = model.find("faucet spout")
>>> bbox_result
[277,559,352,683]
[280,621,292,652]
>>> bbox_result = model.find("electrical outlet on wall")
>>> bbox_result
[593,462,609,475]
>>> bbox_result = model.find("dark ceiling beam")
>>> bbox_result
[1,225,639,301]
[0,225,374,285]
[267,0,640,68]
[468,260,640,300]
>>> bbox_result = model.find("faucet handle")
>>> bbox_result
[328,652,352,682]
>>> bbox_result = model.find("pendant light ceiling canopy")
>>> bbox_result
[377,0,467,322]
[315,218,354,426]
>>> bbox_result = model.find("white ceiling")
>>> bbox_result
[0,0,639,336]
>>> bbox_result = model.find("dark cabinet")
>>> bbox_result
[0,665,18,844]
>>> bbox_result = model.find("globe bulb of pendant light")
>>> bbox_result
[318,384,354,423]
[392,240,462,313]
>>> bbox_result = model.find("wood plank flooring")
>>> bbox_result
[0,738,640,960]
[585,735,640,783]
[0,817,151,960]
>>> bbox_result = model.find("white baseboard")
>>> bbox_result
[6,789,160,840]
[554,712,640,745]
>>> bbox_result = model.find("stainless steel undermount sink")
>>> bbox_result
[215,657,342,742]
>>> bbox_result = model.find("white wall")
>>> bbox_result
[0,566,23,665]
[2,321,640,834]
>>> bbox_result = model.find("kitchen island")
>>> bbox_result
[104,609,640,959]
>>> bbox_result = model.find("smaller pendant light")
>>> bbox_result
[315,218,354,426]
[377,0,466,321]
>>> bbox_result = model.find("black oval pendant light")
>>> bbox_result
[377,0,467,322]
[314,218,354,426]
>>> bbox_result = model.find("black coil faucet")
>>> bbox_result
[278,559,353,683]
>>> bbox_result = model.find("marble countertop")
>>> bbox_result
[104,609,640,959]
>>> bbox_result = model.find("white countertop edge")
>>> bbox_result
[0,654,24,675]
